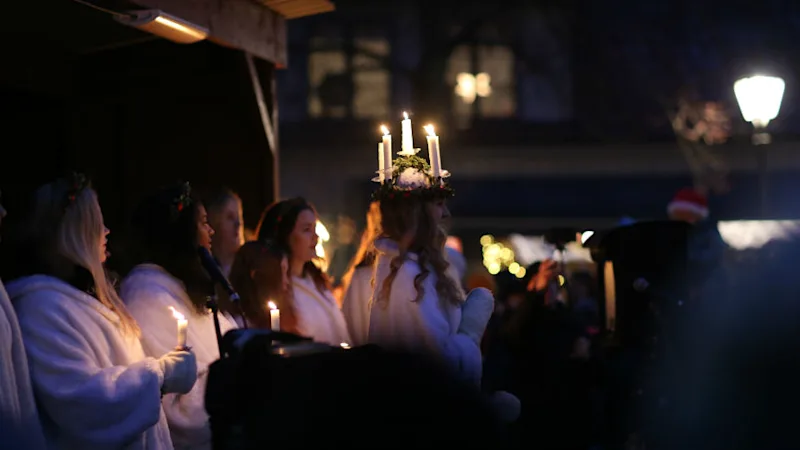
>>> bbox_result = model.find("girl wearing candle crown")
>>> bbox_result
[121,182,238,450]
[369,120,519,422]
[3,173,197,449]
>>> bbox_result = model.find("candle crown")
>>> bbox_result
[371,155,454,202]
[268,301,278,310]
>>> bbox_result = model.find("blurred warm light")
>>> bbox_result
[268,301,277,310]
[558,275,565,286]
[315,220,330,259]
[482,236,516,275]
[455,72,492,104]
[340,342,351,349]
[580,230,595,245]
[734,75,785,128]
[515,267,526,279]
[168,306,185,321]
[380,125,390,135]
[508,262,520,275]
[446,236,463,253]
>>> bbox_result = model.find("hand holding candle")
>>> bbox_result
[169,306,189,350]
[268,301,280,331]
[424,124,442,179]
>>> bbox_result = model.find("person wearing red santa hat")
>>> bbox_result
[667,187,709,224]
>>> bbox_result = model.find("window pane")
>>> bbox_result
[353,70,389,118]
[308,50,347,118]
[477,45,515,117]
[353,38,390,118]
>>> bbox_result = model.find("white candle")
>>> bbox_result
[169,307,188,349]
[401,111,413,154]
[424,124,441,179]
[380,125,392,181]
[268,301,280,332]
[377,142,385,183]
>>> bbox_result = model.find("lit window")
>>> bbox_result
[447,45,516,121]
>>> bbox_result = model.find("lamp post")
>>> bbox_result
[734,75,785,218]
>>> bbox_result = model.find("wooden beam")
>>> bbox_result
[257,0,335,19]
[245,53,280,201]
[128,0,287,65]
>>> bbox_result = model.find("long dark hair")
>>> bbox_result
[129,182,213,313]
[254,198,330,315]
[226,240,300,332]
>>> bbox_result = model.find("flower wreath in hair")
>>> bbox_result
[171,182,193,221]
[371,155,454,202]
[65,172,90,207]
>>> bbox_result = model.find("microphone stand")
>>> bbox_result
[206,294,225,357]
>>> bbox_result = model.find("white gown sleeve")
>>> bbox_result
[369,263,482,385]
[341,267,373,347]
[15,293,165,448]
[122,283,213,447]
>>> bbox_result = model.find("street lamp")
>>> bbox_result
[734,75,785,217]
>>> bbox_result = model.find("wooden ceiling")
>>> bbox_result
[257,0,335,19]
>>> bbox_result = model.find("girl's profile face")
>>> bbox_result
[288,209,318,264]
[196,204,215,251]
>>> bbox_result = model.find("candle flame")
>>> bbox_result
[340,342,351,349]
[403,111,409,120]
[168,306,185,321]
[268,301,277,310]
[424,124,436,137]
[380,125,390,136]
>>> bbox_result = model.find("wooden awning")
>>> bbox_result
[129,0,334,66]
[258,0,335,19]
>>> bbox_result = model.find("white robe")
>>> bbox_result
[7,275,172,450]
[368,238,482,386]
[291,275,351,347]
[0,279,47,450]
[340,266,373,347]
[121,264,238,450]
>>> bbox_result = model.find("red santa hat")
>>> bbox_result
[667,187,709,218]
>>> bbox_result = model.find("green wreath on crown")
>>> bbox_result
[371,155,454,202]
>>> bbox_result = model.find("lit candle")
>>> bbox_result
[401,111,413,155]
[424,124,442,179]
[169,307,188,349]
[268,301,280,332]
[380,125,392,181]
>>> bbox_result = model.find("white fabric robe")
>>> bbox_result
[121,264,238,450]
[368,238,482,386]
[7,275,172,450]
[291,275,351,346]
[340,266,373,347]
[0,279,47,450]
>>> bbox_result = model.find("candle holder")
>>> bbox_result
[397,148,421,157]
[372,167,395,183]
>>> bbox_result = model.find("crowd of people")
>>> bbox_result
[1,154,798,450]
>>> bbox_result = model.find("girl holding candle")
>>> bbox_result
[121,182,238,450]
[242,198,350,346]
[3,174,197,449]
[225,240,291,331]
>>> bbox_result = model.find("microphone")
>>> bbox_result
[198,247,240,302]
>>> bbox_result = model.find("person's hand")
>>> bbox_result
[158,350,198,395]
[527,259,558,293]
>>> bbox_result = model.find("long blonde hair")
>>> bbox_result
[31,178,140,336]
[377,199,462,306]
[340,201,381,296]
